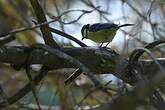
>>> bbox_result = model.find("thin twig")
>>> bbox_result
[0,18,59,38]
[49,27,87,47]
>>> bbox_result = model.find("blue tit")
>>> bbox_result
[81,23,133,46]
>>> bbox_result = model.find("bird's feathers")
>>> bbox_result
[81,23,133,43]
[88,23,118,32]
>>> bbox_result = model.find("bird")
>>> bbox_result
[81,23,133,47]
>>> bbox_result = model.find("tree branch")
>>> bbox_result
[30,0,59,48]
[0,45,164,83]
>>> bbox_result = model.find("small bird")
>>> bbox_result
[81,23,133,47]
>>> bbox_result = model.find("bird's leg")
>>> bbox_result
[104,42,110,48]
[99,42,103,47]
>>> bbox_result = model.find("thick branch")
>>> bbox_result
[0,45,126,77]
[0,45,164,83]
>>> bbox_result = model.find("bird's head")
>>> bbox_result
[81,24,90,40]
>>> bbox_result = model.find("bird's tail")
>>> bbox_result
[118,24,134,28]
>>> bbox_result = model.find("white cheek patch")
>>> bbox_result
[84,29,88,39]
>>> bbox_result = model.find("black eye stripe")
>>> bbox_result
[81,24,90,40]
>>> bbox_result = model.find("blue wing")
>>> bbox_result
[88,23,118,32]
